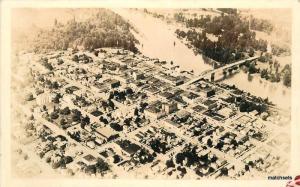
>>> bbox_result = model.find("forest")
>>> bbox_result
[31,9,139,53]
[175,12,269,65]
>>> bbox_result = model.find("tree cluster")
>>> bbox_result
[32,9,139,53]
[175,13,269,65]
[250,17,273,34]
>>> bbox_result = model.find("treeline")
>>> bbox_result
[216,8,238,15]
[250,17,273,34]
[143,9,165,19]
[175,13,268,64]
[271,44,291,56]
[260,63,291,87]
[31,9,139,53]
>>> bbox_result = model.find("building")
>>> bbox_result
[199,88,216,98]
[162,102,178,114]
[144,86,160,95]
[36,92,55,106]
[158,73,184,86]
[144,105,166,120]
[176,110,191,121]
[158,92,175,101]
[104,79,121,89]
[217,107,236,119]
[132,71,144,80]
[95,126,119,141]
[82,154,97,166]
[86,141,96,149]
[164,119,182,128]
[118,142,140,157]
[182,91,199,104]
[201,99,218,109]
[144,100,177,119]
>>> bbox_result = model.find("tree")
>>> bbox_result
[60,118,67,127]
[94,50,99,56]
[95,159,109,173]
[108,99,115,109]
[166,159,175,168]
[249,48,255,57]
[99,116,108,124]
[57,59,64,65]
[134,108,139,116]
[245,164,250,171]
[63,156,73,164]
[72,55,79,62]
[50,111,59,120]
[175,152,185,165]
[282,65,291,87]
[207,138,213,147]
[60,107,71,115]
[260,69,269,79]
[72,109,82,122]
[110,123,123,131]
[113,155,121,163]
[80,116,90,129]
[85,165,96,175]
[248,63,257,74]
[220,167,228,176]
[54,18,58,26]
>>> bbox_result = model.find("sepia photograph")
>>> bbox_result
[1,0,300,187]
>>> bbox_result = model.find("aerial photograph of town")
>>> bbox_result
[10,8,291,179]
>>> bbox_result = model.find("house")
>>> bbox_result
[86,141,96,149]
[84,125,93,132]
[95,137,106,145]
[36,92,50,106]
[82,154,97,165]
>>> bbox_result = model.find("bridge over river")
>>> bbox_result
[183,56,259,86]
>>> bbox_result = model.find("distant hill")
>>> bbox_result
[12,9,139,53]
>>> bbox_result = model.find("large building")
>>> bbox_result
[144,101,178,119]
[95,126,119,141]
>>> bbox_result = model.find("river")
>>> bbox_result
[113,8,212,74]
[113,9,291,111]
[222,72,291,111]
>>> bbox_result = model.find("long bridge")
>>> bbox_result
[183,56,259,86]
